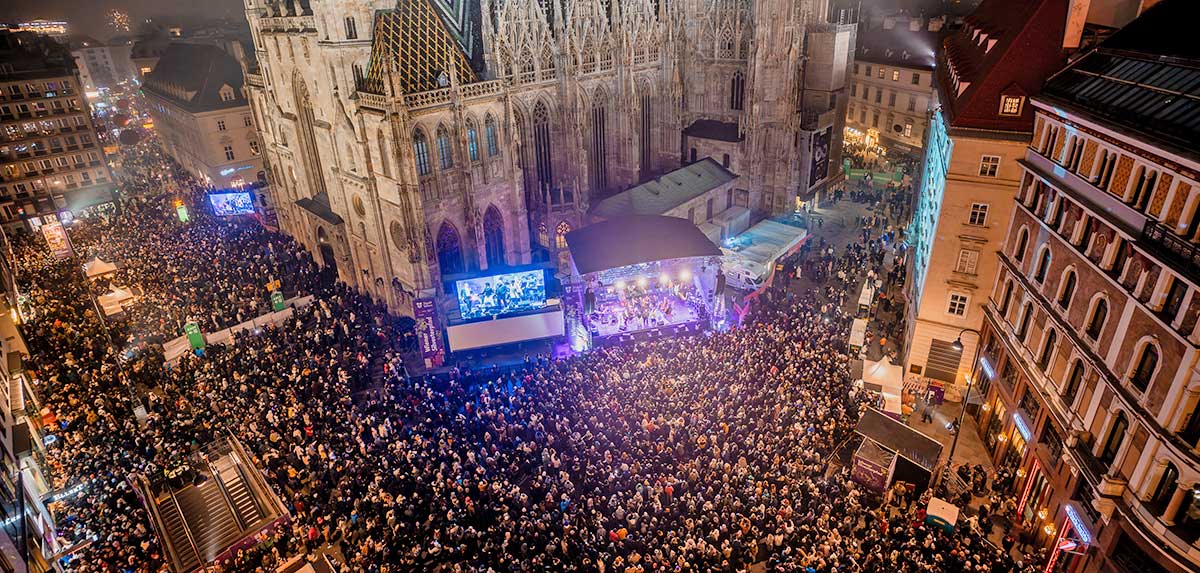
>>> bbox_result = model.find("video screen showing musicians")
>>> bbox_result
[456,270,548,320]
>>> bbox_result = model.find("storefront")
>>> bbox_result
[1043,502,1095,573]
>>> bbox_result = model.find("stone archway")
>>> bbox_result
[436,221,464,275]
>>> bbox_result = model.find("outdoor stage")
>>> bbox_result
[564,215,725,350]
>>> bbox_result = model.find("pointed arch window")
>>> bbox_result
[466,120,480,162]
[1014,228,1029,262]
[998,280,1013,317]
[555,221,572,250]
[483,206,505,268]
[540,45,556,80]
[533,101,556,202]
[436,126,454,170]
[485,115,500,157]
[730,72,746,111]
[718,28,735,59]
[590,94,609,194]
[1034,247,1051,283]
[437,222,464,275]
[1099,411,1128,467]
[413,129,431,176]
[1062,361,1084,406]
[1038,329,1057,372]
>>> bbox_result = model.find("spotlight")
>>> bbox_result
[680,269,691,281]
[616,280,626,290]
[659,273,670,284]
[637,277,648,288]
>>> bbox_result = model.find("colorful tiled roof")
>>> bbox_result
[361,0,480,95]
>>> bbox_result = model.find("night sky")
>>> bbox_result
[0,0,246,40]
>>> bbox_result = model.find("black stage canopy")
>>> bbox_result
[855,408,943,471]
[566,215,722,276]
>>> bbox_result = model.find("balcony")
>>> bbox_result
[1140,221,1200,287]
[1020,150,1147,237]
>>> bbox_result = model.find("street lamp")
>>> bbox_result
[945,327,983,469]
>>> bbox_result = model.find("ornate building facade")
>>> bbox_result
[242,0,853,317]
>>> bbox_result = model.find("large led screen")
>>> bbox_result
[208,192,255,216]
[455,269,547,320]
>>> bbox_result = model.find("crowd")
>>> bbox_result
[8,137,1046,573]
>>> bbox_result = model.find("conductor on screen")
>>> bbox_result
[456,270,547,320]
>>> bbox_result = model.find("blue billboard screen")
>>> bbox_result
[208,192,255,216]
[455,270,547,320]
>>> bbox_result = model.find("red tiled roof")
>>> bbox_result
[937,0,1069,132]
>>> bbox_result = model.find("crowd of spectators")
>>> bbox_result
[9,141,1044,573]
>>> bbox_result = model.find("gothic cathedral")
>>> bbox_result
[243,0,854,316]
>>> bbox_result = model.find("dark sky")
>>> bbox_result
[1,0,246,40]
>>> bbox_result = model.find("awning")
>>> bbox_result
[84,256,119,278]
[855,408,943,471]
[566,215,722,275]
[295,193,344,225]
[65,185,117,213]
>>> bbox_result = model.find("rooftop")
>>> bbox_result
[1039,0,1200,160]
[590,158,737,219]
[855,23,939,70]
[683,119,742,143]
[936,0,1069,132]
[360,0,480,95]
[0,31,76,80]
[142,43,248,113]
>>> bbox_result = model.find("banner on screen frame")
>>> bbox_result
[414,298,443,368]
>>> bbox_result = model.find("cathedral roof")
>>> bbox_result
[591,159,738,219]
[361,0,480,95]
[936,0,1068,133]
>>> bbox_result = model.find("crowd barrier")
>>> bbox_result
[162,295,315,364]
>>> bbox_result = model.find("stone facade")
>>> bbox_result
[242,0,852,317]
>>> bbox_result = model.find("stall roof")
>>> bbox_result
[566,215,722,275]
[855,408,943,470]
[721,217,808,274]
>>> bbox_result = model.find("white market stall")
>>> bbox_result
[84,257,119,279]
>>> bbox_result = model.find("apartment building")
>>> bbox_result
[903,0,1069,392]
[142,42,263,188]
[975,1,1200,571]
[844,15,940,152]
[0,31,116,228]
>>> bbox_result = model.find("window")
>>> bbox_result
[979,155,1000,177]
[219,87,235,102]
[1058,270,1077,310]
[859,110,866,123]
[730,72,745,111]
[892,70,900,81]
[217,120,226,131]
[851,83,857,97]
[968,203,989,226]
[948,293,969,316]
[865,65,872,77]
[1017,302,1034,343]
[1086,299,1108,340]
[888,91,896,107]
[862,86,869,101]
[485,117,499,157]
[872,112,879,127]
[903,121,913,137]
[1163,276,1188,320]
[243,115,253,127]
[1099,412,1128,467]
[345,17,358,40]
[907,97,916,112]
[1062,361,1084,406]
[1129,343,1158,393]
[998,280,1014,316]
[413,130,431,176]
[1000,95,1024,116]
[1038,329,1057,371]
[436,126,453,169]
[467,121,479,162]
[877,67,885,79]
[1034,248,1051,283]
[874,89,882,104]
[911,72,920,85]
[955,249,980,275]
[223,145,235,161]
[249,140,260,155]
[1014,228,1029,262]
[854,63,860,75]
